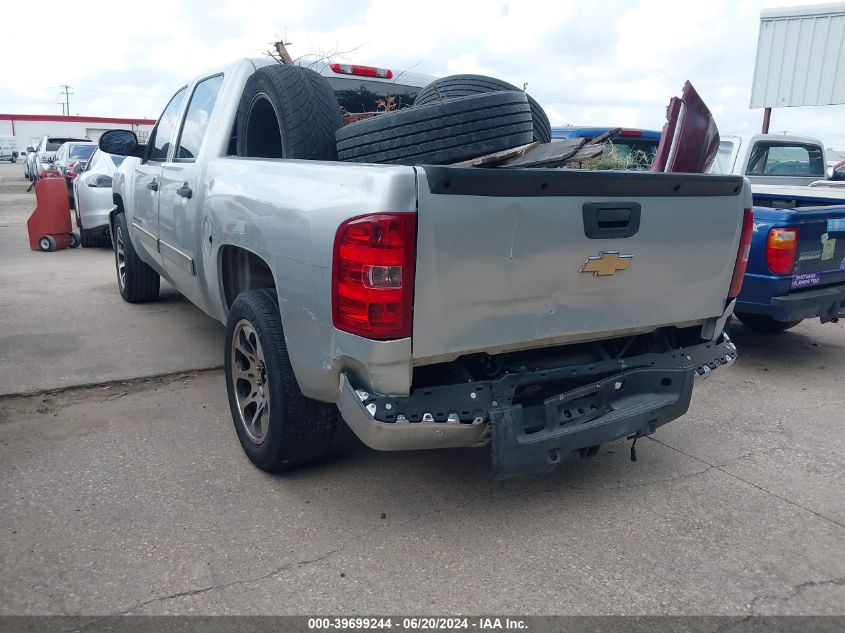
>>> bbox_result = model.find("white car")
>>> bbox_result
[71,149,126,247]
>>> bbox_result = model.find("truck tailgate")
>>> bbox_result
[412,167,746,362]
[789,206,845,285]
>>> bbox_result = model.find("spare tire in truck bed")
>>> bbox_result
[413,74,552,144]
[336,91,533,165]
[236,64,341,160]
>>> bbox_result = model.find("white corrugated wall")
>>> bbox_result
[750,3,845,108]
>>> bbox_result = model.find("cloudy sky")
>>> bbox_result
[3,0,844,148]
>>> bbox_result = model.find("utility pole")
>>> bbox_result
[59,85,73,116]
[57,102,66,115]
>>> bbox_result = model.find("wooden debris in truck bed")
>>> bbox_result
[452,142,538,167]
[560,143,605,166]
[450,127,621,169]
[501,138,585,168]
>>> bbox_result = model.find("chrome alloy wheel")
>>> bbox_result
[231,319,270,444]
[115,224,126,289]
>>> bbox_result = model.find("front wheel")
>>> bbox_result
[113,212,160,302]
[224,288,339,472]
[735,312,802,334]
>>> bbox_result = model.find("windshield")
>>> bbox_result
[709,141,735,174]
[69,145,97,160]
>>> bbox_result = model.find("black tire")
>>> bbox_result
[236,64,341,160]
[113,212,160,302]
[10,156,16,164]
[413,74,552,144]
[68,232,80,248]
[336,91,533,165]
[80,228,111,248]
[225,288,339,472]
[38,235,56,252]
[735,312,802,334]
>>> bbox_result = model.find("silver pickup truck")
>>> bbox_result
[99,58,751,478]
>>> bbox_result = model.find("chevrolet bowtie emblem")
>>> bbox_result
[579,250,633,276]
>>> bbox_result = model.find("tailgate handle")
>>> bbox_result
[582,202,641,239]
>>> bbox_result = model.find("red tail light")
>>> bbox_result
[765,227,799,275]
[332,213,416,339]
[728,208,754,299]
[330,63,393,79]
[619,129,643,137]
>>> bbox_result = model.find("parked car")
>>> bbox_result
[29,135,90,181]
[23,146,37,179]
[54,141,97,179]
[732,184,845,333]
[0,136,18,163]
[711,134,828,186]
[551,127,661,169]
[99,58,748,478]
[828,158,845,181]
[54,141,97,208]
[71,149,125,247]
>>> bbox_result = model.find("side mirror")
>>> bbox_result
[26,146,35,153]
[99,129,143,157]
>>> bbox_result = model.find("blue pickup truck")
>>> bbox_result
[731,185,845,333]
[551,127,661,169]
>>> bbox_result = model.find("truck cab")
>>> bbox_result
[711,134,828,186]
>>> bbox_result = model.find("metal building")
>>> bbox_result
[0,114,156,153]
[750,2,845,111]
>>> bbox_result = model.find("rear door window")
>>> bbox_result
[175,74,224,161]
[746,143,825,177]
[147,87,188,162]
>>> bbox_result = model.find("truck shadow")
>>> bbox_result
[728,320,843,371]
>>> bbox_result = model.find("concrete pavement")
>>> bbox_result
[0,163,223,395]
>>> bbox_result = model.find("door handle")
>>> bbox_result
[176,185,193,199]
[146,181,159,192]
[582,202,641,239]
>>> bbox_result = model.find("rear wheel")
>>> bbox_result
[68,232,80,248]
[38,236,56,252]
[225,289,339,472]
[113,212,160,302]
[735,312,802,334]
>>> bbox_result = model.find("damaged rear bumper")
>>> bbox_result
[336,334,737,475]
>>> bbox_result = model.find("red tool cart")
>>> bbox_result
[26,172,80,252]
